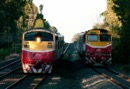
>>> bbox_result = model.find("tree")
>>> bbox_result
[0,0,27,48]
[109,0,130,63]
[103,0,121,38]
[50,26,58,33]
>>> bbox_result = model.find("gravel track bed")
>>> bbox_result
[0,68,24,89]
[10,74,46,89]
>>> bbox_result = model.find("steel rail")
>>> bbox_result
[105,67,130,82]
[5,75,28,89]
[0,59,20,70]
[0,66,21,79]
[63,43,70,54]
[91,67,130,89]
[33,76,48,89]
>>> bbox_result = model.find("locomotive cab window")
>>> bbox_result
[24,32,53,41]
[100,35,111,41]
[87,35,98,42]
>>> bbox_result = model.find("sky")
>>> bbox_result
[33,0,107,42]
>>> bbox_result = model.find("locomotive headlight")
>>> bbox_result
[47,45,53,48]
[25,64,30,69]
[36,37,41,43]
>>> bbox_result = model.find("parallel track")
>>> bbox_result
[0,58,21,79]
[5,75,28,89]
[0,66,21,79]
[4,74,47,89]
[0,60,20,70]
[105,67,130,82]
[91,67,130,89]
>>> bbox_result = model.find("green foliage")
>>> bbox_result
[50,26,58,33]
[103,0,130,64]
[44,21,50,29]
[0,0,27,55]
[113,64,130,73]
[0,48,12,59]
[36,13,44,19]
[103,0,121,37]
[113,0,130,23]
[0,43,21,60]
[96,0,130,64]
[0,10,6,32]
[0,0,26,33]
[112,0,130,64]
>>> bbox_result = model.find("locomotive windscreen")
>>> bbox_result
[100,35,111,41]
[87,35,98,41]
[24,32,53,41]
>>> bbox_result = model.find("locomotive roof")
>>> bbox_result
[79,29,111,36]
[23,28,54,34]
[25,28,63,34]
[23,28,64,38]
[90,29,108,32]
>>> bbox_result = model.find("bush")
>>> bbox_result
[0,43,21,61]
[0,48,12,60]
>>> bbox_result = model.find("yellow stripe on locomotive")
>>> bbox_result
[86,29,112,47]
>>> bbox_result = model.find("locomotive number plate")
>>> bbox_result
[35,54,42,57]
[96,49,101,52]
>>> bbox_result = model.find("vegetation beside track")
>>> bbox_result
[0,43,21,61]
[113,64,130,75]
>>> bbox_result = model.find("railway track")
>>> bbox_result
[5,74,48,89]
[0,61,49,89]
[0,67,24,89]
[63,43,70,54]
[0,66,21,79]
[5,75,28,89]
[0,58,21,79]
[90,67,130,89]
[105,67,130,82]
[0,43,70,89]
[0,59,20,70]
[0,57,20,68]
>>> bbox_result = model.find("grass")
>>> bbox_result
[0,43,21,61]
[0,48,12,60]
[113,63,130,74]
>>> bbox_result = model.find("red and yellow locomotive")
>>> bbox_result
[21,29,64,73]
[77,29,112,66]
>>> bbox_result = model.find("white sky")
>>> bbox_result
[33,0,107,42]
